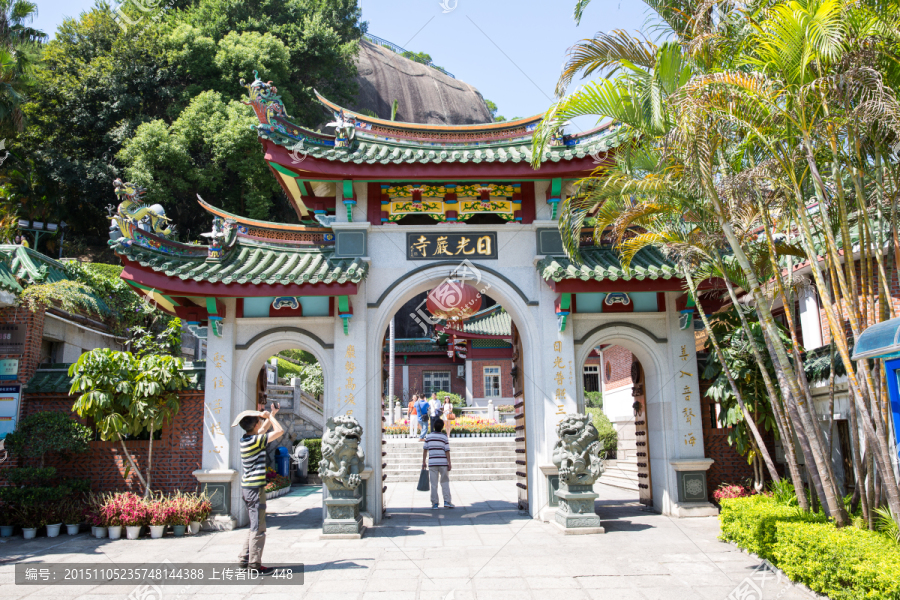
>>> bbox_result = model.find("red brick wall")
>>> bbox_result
[818,258,900,345]
[0,305,45,388]
[471,359,513,398]
[393,363,468,401]
[603,345,634,391]
[0,391,204,494]
[700,377,782,498]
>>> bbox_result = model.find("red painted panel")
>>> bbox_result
[368,182,382,225]
[520,181,536,224]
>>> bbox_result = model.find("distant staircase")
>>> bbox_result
[383,438,517,482]
[599,421,640,492]
[267,384,324,435]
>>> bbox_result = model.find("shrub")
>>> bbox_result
[384,423,408,435]
[4,412,92,467]
[585,391,603,408]
[713,483,754,501]
[586,408,617,457]
[301,438,322,474]
[719,495,826,560]
[436,391,464,407]
[774,521,900,600]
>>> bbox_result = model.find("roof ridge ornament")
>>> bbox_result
[109,178,174,241]
[326,109,355,148]
[241,70,290,136]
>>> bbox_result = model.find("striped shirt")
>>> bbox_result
[240,433,267,487]
[424,432,450,467]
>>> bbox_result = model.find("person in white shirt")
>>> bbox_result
[422,418,453,509]
[429,393,441,430]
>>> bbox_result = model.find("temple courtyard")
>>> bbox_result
[0,482,815,600]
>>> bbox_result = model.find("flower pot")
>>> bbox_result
[125,526,142,540]
[23,528,37,540]
[66,524,80,535]
[108,525,123,540]
[1,525,14,537]
[94,526,107,539]
[149,525,165,539]
[189,521,201,534]
[46,523,62,538]
[172,525,186,537]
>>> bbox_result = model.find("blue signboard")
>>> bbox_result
[0,384,21,439]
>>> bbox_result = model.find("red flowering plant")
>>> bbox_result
[713,483,754,502]
[85,493,106,527]
[104,492,150,527]
[165,493,192,526]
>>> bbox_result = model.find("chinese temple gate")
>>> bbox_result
[110,74,718,528]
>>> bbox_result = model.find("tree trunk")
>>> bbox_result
[118,434,148,495]
[145,424,154,499]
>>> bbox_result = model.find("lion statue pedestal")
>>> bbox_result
[319,416,366,538]
[552,414,606,534]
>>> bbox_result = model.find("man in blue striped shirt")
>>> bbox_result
[422,418,454,509]
[237,404,284,573]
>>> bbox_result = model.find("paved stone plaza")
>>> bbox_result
[0,482,816,600]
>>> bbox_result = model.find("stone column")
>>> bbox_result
[329,283,372,523]
[194,299,238,530]
[465,360,474,405]
[664,293,716,516]
[798,280,823,350]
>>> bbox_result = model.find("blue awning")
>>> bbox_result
[851,317,900,361]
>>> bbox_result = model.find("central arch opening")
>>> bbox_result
[373,269,534,517]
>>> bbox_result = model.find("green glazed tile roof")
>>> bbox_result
[0,259,22,293]
[464,306,511,337]
[537,247,679,282]
[26,361,207,394]
[284,135,623,166]
[113,239,367,286]
[0,245,70,288]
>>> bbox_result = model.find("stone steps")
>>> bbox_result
[383,438,517,482]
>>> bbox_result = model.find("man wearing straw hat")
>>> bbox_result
[232,404,284,573]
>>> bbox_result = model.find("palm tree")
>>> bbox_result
[0,0,44,133]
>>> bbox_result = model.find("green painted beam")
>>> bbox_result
[206,297,218,315]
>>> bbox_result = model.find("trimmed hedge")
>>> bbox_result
[774,521,900,600]
[719,495,827,560]
[720,496,900,600]
[301,438,322,474]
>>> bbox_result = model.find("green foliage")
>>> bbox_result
[5,465,56,486]
[768,477,799,507]
[875,507,900,544]
[20,279,111,317]
[273,355,324,397]
[585,391,603,408]
[17,0,364,240]
[3,412,92,466]
[773,521,900,600]
[586,407,617,457]
[702,308,788,456]
[400,50,432,63]
[719,495,827,561]
[300,438,322,474]
[436,391,464,408]
[68,346,188,493]
[130,318,183,358]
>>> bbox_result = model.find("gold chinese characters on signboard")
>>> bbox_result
[407,232,497,260]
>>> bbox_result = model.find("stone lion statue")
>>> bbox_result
[552,413,605,487]
[319,415,365,491]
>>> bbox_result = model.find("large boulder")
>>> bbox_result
[351,40,492,125]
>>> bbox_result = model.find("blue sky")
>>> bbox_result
[31,0,653,130]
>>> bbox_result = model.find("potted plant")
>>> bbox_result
[189,492,212,534]
[45,502,63,538]
[101,493,124,539]
[147,494,174,539]
[0,501,14,537]
[168,494,189,537]
[61,499,84,535]
[86,494,106,538]
[117,492,148,539]
[15,503,45,539]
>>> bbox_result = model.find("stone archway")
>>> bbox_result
[574,323,673,514]
[366,264,545,519]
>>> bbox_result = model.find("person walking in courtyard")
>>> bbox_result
[415,394,431,440]
[442,396,455,435]
[408,394,419,438]
[235,404,284,573]
[430,392,441,431]
[422,417,453,509]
